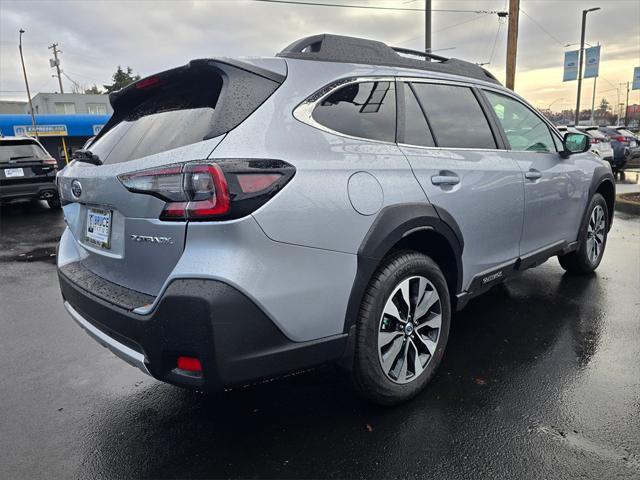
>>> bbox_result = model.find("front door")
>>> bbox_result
[482,90,587,255]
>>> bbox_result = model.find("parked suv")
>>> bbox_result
[57,35,615,405]
[1,136,60,208]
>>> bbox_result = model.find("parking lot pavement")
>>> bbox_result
[1,200,639,480]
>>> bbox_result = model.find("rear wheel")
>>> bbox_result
[558,193,608,274]
[353,251,451,405]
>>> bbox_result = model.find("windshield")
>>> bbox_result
[0,140,48,162]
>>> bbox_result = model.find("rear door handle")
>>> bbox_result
[524,169,542,181]
[431,174,460,186]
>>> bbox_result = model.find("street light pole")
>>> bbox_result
[574,7,600,126]
[18,29,38,140]
[425,0,431,54]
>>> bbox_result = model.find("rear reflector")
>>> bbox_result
[177,356,202,372]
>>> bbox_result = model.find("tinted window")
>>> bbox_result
[0,140,48,163]
[411,83,496,149]
[485,91,555,153]
[312,81,396,143]
[402,83,435,147]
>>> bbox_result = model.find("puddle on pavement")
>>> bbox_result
[0,246,57,264]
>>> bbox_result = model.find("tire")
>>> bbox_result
[47,197,61,210]
[558,193,608,274]
[353,250,451,406]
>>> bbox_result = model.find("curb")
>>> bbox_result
[615,194,640,215]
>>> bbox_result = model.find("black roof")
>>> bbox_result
[277,34,501,85]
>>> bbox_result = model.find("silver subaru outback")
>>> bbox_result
[57,34,615,405]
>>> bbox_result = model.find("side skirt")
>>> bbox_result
[455,240,578,311]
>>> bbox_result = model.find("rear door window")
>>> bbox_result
[484,91,556,153]
[312,81,396,143]
[410,83,496,149]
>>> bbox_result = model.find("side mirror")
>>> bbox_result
[561,132,590,158]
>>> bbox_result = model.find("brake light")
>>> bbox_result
[613,135,626,143]
[135,76,161,90]
[177,356,202,373]
[118,159,295,221]
[590,138,600,144]
[42,158,58,167]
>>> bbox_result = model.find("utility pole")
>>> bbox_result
[575,7,600,125]
[18,29,38,140]
[48,43,64,94]
[425,0,431,54]
[505,0,519,90]
[624,81,630,126]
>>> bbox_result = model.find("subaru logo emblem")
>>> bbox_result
[71,179,82,198]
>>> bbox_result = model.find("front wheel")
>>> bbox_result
[558,193,608,274]
[353,251,451,406]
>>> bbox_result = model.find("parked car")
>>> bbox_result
[56,34,615,405]
[558,125,614,165]
[615,128,640,158]
[597,126,637,169]
[0,136,60,208]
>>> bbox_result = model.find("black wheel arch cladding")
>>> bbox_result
[343,203,464,334]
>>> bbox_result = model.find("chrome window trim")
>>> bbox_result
[293,75,565,155]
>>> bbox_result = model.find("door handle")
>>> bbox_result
[431,174,460,186]
[524,169,542,181]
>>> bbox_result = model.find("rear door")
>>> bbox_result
[482,89,588,255]
[397,80,524,291]
[57,59,284,296]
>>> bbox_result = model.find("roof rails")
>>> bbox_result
[277,34,501,85]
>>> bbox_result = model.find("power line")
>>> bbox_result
[394,13,491,47]
[519,8,565,46]
[251,0,504,14]
[488,20,504,65]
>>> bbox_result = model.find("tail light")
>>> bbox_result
[590,138,601,144]
[118,159,295,221]
[42,158,58,168]
[613,135,627,143]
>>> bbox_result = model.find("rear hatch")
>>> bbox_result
[57,58,285,296]
[0,138,57,186]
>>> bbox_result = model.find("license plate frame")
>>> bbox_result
[4,167,25,178]
[85,207,113,250]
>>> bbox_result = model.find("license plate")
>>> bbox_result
[4,168,24,178]
[85,208,112,250]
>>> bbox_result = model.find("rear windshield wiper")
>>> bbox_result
[73,149,102,166]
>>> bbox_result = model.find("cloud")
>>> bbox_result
[1,0,638,108]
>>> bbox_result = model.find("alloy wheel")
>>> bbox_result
[586,205,605,264]
[377,276,442,384]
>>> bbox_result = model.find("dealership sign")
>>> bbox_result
[14,124,68,137]
[563,50,579,82]
[92,124,105,135]
[633,67,640,90]
[583,45,601,79]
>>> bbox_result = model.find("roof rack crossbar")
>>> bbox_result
[277,34,501,86]
[391,46,449,63]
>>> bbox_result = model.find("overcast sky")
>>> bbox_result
[0,0,638,112]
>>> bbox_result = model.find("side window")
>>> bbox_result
[402,83,435,147]
[484,91,555,153]
[312,81,396,143]
[411,83,496,149]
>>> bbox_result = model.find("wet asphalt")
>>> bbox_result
[1,198,639,480]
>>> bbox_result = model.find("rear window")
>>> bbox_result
[89,70,222,164]
[411,83,496,149]
[89,62,281,165]
[0,140,48,163]
[312,81,396,143]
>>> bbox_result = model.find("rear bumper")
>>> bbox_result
[0,179,58,201]
[58,265,349,390]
